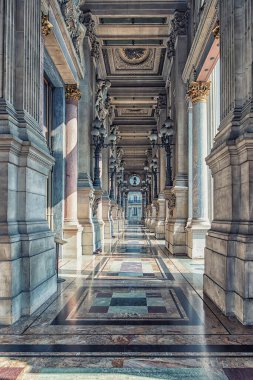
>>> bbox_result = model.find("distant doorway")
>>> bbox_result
[128,191,142,224]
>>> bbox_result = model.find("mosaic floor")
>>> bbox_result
[1,225,253,379]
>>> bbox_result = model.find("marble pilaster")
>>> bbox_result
[203,0,253,325]
[165,31,188,254]
[0,1,56,324]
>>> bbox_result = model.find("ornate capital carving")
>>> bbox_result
[41,14,53,36]
[58,0,82,58]
[187,81,211,103]
[80,11,101,62]
[212,20,220,39]
[65,85,81,101]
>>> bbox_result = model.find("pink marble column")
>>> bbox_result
[63,85,83,257]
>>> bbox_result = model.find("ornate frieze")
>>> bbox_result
[92,196,101,217]
[187,81,211,103]
[167,32,176,59]
[154,94,167,118]
[95,79,112,121]
[167,192,176,216]
[171,10,189,36]
[65,84,81,101]
[58,0,82,58]
[167,10,189,59]
[41,14,53,36]
[80,12,101,61]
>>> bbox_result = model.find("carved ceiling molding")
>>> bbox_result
[119,48,150,65]
[80,11,101,62]
[57,0,82,59]
[106,48,162,75]
[182,0,218,82]
[114,48,154,71]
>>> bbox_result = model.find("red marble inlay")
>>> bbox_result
[0,368,24,380]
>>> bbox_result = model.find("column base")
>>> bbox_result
[77,174,95,255]
[165,220,187,254]
[155,221,165,239]
[186,221,210,258]
[63,222,83,258]
[204,229,253,325]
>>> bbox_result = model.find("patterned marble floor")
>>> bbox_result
[1,225,253,379]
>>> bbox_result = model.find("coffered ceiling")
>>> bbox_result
[81,0,187,182]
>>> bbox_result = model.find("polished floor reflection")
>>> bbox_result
[1,225,253,379]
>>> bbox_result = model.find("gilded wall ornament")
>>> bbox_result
[65,85,81,101]
[41,14,53,36]
[187,81,211,103]
[212,21,220,39]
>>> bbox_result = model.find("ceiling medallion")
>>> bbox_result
[119,48,150,65]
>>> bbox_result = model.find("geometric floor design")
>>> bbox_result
[1,225,253,379]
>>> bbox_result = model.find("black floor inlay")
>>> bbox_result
[51,286,202,326]
[1,344,253,354]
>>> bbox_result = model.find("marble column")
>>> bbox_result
[186,82,210,258]
[63,85,83,257]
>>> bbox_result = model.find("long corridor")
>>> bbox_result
[1,226,253,379]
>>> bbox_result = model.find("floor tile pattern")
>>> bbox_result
[1,225,253,379]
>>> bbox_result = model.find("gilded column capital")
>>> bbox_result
[212,21,220,40]
[41,14,53,37]
[65,85,81,101]
[187,81,211,103]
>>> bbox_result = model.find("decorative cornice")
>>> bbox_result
[58,0,82,59]
[187,81,211,103]
[80,11,101,62]
[41,14,53,36]
[65,85,81,101]
[182,0,218,82]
